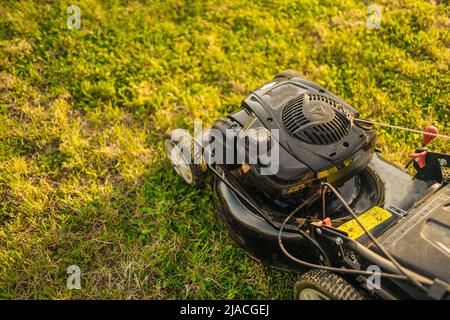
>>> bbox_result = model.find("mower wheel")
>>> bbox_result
[164,130,206,186]
[294,270,366,300]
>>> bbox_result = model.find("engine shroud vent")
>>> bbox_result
[282,93,351,145]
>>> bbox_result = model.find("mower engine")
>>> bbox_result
[209,71,377,221]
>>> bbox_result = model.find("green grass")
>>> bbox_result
[0,0,448,299]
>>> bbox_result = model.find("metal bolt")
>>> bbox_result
[319,255,324,261]
[335,237,343,246]
[316,228,322,235]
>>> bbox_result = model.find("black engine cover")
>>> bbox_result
[241,76,375,174]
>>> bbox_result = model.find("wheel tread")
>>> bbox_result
[295,269,365,300]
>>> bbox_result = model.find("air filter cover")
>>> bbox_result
[282,93,351,145]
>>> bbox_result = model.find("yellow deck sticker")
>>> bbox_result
[337,206,392,240]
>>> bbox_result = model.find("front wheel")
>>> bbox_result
[164,129,206,186]
[294,269,366,300]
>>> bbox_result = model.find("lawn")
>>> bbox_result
[0,0,448,299]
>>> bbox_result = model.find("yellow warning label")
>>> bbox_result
[343,158,353,167]
[317,166,338,179]
[317,159,353,180]
[337,206,392,240]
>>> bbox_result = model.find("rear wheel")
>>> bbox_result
[294,269,366,300]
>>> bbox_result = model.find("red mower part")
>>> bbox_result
[422,126,438,146]
[321,217,332,227]
[410,151,428,169]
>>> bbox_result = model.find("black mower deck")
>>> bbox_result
[377,183,450,284]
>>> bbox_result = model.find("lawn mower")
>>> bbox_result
[163,70,450,300]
